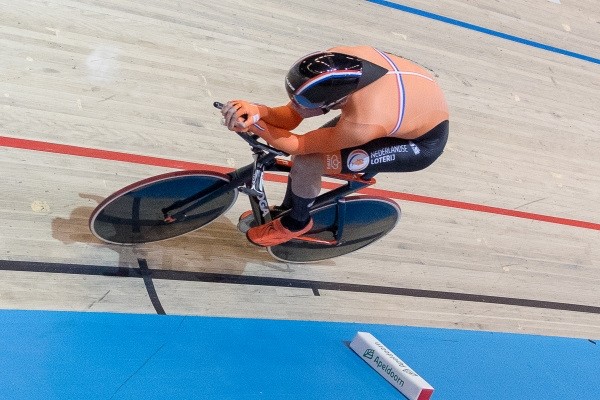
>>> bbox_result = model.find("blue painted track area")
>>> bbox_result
[0,310,598,399]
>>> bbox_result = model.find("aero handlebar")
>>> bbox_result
[213,101,287,157]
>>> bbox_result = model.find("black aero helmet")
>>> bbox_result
[285,51,388,110]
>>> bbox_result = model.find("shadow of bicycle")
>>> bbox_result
[50,193,277,275]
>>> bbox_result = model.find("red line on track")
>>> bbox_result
[2,135,599,231]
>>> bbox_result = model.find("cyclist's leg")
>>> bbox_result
[246,118,340,246]
[278,116,341,208]
[282,116,340,224]
[283,153,322,228]
[284,117,342,226]
[246,159,317,246]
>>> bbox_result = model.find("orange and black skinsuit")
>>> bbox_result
[247,45,449,200]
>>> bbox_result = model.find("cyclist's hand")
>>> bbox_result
[221,100,260,132]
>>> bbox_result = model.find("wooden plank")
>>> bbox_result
[0,0,598,339]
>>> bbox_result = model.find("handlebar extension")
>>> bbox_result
[213,101,288,157]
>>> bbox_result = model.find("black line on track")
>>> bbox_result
[137,258,166,315]
[1,259,599,315]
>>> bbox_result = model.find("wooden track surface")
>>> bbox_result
[1,0,599,339]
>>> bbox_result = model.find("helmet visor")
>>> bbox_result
[291,93,323,109]
[291,70,362,109]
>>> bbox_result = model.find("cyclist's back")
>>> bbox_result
[333,45,448,140]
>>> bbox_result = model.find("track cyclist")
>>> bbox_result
[221,45,449,247]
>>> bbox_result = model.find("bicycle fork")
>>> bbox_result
[237,152,277,226]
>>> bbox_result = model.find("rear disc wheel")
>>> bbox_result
[267,196,400,263]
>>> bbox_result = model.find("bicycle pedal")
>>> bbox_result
[237,214,258,233]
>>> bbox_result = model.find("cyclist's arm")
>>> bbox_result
[301,119,386,154]
[248,118,386,155]
[258,102,325,130]
[257,104,301,130]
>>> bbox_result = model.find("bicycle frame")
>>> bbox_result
[161,131,377,246]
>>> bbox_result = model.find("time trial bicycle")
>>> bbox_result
[89,102,401,262]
